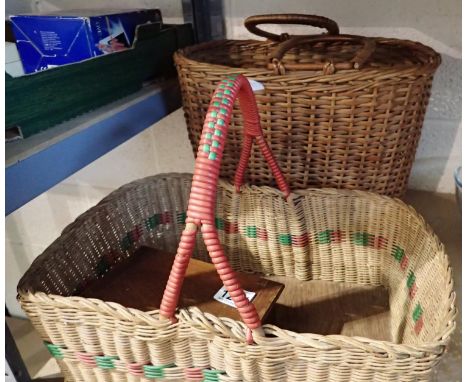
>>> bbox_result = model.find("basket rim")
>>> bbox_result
[17,173,457,357]
[175,36,441,79]
[18,290,456,358]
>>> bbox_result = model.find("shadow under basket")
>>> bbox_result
[18,174,456,382]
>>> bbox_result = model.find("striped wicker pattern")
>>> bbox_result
[175,14,441,197]
[18,174,456,381]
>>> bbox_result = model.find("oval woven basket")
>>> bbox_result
[18,175,456,381]
[175,14,441,197]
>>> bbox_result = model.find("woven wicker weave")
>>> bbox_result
[175,14,441,197]
[17,75,454,381]
[18,174,456,381]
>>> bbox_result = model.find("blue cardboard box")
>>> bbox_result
[10,9,162,74]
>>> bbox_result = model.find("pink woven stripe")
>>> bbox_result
[400,255,409,270]
[185,367,204,381]
[292,232,309,247]
[331,230,344,243]
[372,236,388,249]
[76,352,97,368]
[409,284,418,299]
[127,362,144,376]
[415,317,424,335]
[257,227,268,240]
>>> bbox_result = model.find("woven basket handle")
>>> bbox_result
[159,75,290,338]
[270,34,377,74]
[244,14,339,41]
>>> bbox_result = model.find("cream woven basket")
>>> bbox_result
[18,175,456,381]
[18,76,455,382]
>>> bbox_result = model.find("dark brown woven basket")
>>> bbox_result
[175,14,441,196]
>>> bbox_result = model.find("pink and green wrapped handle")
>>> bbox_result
[159,74,290,339]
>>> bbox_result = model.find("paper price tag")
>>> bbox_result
[213,286,256,308]
[247,78,265,92]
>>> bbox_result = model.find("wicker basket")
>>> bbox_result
[175,14,441,197]
[18,76,455,382]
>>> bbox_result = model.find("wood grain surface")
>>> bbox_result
[79,246,284,322]
[265,275,391,340]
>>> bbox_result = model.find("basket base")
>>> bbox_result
[78,245,391,342]
[265,275,391,341]
[78,246,284,323]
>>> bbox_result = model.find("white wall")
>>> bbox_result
[6,0,461,316]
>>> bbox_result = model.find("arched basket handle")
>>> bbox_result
[244,13,339,41]
[269,34,377,75]
[159,75,290,341]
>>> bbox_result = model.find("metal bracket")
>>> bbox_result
[5,323,31,382]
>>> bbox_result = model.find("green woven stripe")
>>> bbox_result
[96,257,110,276]
[317,230,332,244]
[412,303,423,322]
[353,232,370,246]
[144,365,164,378]
[44,342,64,359]
[95,355,118,369]
[392,246,405,262]
[245,226,257,238]
[222,78,234,84]
[145,215,157,230]
[120,235,132,251]
[203,369,225,382]
[177,212,187,224]
[279,234,292,245]
[215,217,224,230]
[406,271,416,288]
[143,364,175,379]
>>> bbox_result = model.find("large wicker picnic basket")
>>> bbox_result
[18,76,455,382]
[175,14,441,197]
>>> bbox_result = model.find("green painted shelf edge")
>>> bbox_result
[5,22,194,138]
